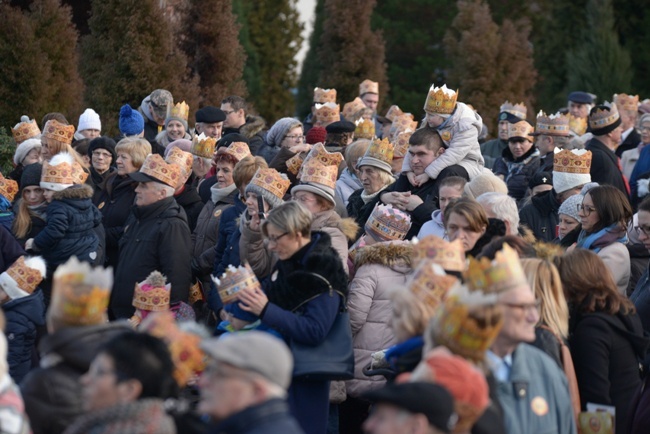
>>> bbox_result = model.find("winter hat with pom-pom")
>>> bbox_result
[0,256,46,300]
[119,104,145,136]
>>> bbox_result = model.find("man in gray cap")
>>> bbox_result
[567,91,596,120]
[139,89,174,145]
[199,332,304,434]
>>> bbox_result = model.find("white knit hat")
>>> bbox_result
[77,108,101,132]
[552,149,592,194]
[13,138,41,166]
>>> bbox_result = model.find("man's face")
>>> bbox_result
[609,124,623,146]
[636,210,650,251]
[361,93,379,112]
[198,362,258,421]
[535,135,555,155]
[497,283,540,346]
[363,404,428,434]
[149,104,167,126]
[220,103,245,129]
[508,138,533,159]
[498,120,510,141]
[81,353,129,412]
[408,145,437,176]
[568,101,589,119]
[134,181,164,206]
[197,122,223,139]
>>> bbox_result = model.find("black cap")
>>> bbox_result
[376,115,391,125]
[20,162,43,190]
[128,171,170,186]
[217,133,249,150]
[363,382,455,433]
[498,112,524,123]
[568,91,596,105]
[326,120,356,134]
[196,106,226,123]
[529,171,553,189]
[87,136,117,162]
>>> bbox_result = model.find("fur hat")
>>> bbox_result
[463,173,508,199]
[119,104,145,136]
[266,117,301,147]
[77,108,101,133]
[13,138,42,166]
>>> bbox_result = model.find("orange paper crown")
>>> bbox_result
[314,103,340,124]
[355,118,376,140]
[568,114,588,136]
[248,168,291,203]
[342,98,367,121]
[223,142,252,162]
[614,93,639,112]
[389,114,418,142]
[43,119,75,145]
[385,105,404,122]
[424,84,458,115]
[408,261,458,311]
[464,244,527,294]
[412,236,466,272]
[167,101,190,123]
[553,149,592,174]
[0,172,18,202]
[165,146,193,177]
[2,256,45,297]
[589,102,620,131]
[139,153,181,188]
[71,161,88,185]
[41,153,74,188]
[393,130,413,158]
[132,271,171,312]
[11,117,41,144]
[211,263,261,305]
[298,143,343,179]
[534,111,570,137]
[357,137,394,173]
[313,87,337,104]
[500,101,527,120]
[507,120,534,141]
[286,153,304,175]
[300,159,338,190]
[364,203,412,242]
[191,132,217,158]
[359,79,379,95]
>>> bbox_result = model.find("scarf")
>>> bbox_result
[361,185,387,204]
[577,223,628,253]
[28,202,48,221]
[210,182,237,204]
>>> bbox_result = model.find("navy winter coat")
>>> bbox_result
[0,225,25,273]
[206,399,304,434]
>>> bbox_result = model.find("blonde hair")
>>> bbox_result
[12,198,33,239]
[344,139,371,174]
[391,290,436,342]
[115,137,152,170]
[520,258,569,339]
[261,201,313,239]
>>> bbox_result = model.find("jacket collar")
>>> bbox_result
[133,196,176,220]
[208,399,292,433]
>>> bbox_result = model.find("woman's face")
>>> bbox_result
[91,148,113,174]
[558,214,580,239]
[508,138,533,159]
[292,191,324,215]
[446,212,486,252]
[216,161,235,189]
[265,222,302,260]
[40,138,51,161]
[245,192,269,219]
[281,126,304,148]
[358,165,386,195]
[116,152,137,176]
[167,120,186,141]
[22,148,41,166]
[578,193,599,233]
[80,353,126,412]
[641,120,650,145]
[22,186,44,207]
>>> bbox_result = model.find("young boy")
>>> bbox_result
[417,176,466,239]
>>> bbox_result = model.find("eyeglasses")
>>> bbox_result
[292,194,315,204]
[635,225,650,237]
[502,300,541,313]
[577,204,596,216]
[285,135,305,142]
[639,126,650,133]
[265,232,289,245]
[222,110,235,116]
[92,151,112,159]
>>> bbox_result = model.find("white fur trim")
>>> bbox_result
[0,273,29,300]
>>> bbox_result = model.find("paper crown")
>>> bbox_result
[424,84,458,115]
[499,101,527,120]
[298,143,343,178]
[553,148,592,174]
[165,146,193,178]
[568,114,588,136]
[534,111,570,136]
[248,168,291,202]
[589,102,620,131]
[223,141,251,162]
[342,98,367,121]
[313,87,337,104]
[365,203,412,242]
[300,158,338,190]
[385,105,404,122]
[192,132,217,158]
[359,79,379,95]
[407,261,458,311]
[314,103,340,124]
[132,271,171,312]
[286,153,304,175]
[507,120,534,140]
[11,117,41,144]
[140,311,205,387]
[43,119,75,145]
[139,153,181,188]
[432,284,504,362]
[211,262,261,305]
[389,114,418,142]
[167,101,189,122]
[412,236,466,272]
[0,172,18,202]
[614,93,639,112]
[41,153,74,189]
[464,244,528,294]
[71,161,88,185]
[358,137,394,173]
[355,118,376,140]
[393,130,413,158]
[50,256,113,326]
[0,256,46,299]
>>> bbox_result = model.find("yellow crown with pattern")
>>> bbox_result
[298,143,343,178]
[534,111,570,136]
[568,114,588,136]
[132,271,171,312]
[191,132,217,158]
[248,168,291,203]
[139,153,181,188]
[41,153,74,187]
[71,161,88,185]
[11,117,41,144]
[359,79,379,95]
[224,142,252,162]
[286,153,304,175]
[393,130,413,158]
[408,261,458,311]
[43,119,75,145]
[500,101,527,120]
[412,236,466,272]
[211,262,261,305]
[464,244,527,294]
[507,120,534,141]
[355,118,376,139]
[300,158,339,189]
[553,149,592,174]
[589,102,620,131]
[614,93,639,112]
[50,256,113,326]
[389,114,418,142]
[424,84,458,115]
[165,146,193,178]
[360,137,394,166]
[314,103,340,124]
[385,105,404,123]
[0,172,18,202]
[313,87,337,104]
[365,203,412,242]
[167,101,189,123]
[342,98,367,121]
[3,256,45,296]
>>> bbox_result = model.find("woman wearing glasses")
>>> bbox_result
[576,185,633,294]
[261,117,307,166]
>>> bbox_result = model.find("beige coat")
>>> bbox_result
[598,242,630,295]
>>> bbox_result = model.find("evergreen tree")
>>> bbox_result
[318,0,389,111]
[80,0,200,135]
[567,0,632,102]
[181,0,247,107]
[613,0,650,98]
[296,0,325,119]
[245,0,304,122]
[233,0,259,100]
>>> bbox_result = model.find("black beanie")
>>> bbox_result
[20,163,42,190]
[87,136,117,163]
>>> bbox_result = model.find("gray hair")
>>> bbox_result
[153,182,176,197]
[476,192,519,235]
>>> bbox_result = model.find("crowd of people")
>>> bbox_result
[0,80,649,434]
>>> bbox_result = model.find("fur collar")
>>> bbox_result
[354,241,413,269]
[52,184,94,201]
[312,210,359,241]
[240,115,266,139]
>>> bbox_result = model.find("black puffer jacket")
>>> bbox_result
[518,189,561,242]
[174,184,203,232]
[493,146,541,203]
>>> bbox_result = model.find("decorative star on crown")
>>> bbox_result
[211,263,260,305]
[191,132,217,158]
[500,101,527,119]
[168,101,190,122]
[355,118,376,139]
[463,244,527,294]
[424,84,458,115]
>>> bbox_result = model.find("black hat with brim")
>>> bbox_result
[326,120,356,134]
[129,171,168,185]
[196,106,226,123]
[568,91,595,105]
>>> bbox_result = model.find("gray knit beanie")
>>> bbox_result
[558,194,582,222]
[266,117,302,147]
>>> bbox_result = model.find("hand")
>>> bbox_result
[414,173,430,186]
[289,143,312,154]
[248,211,262,231]
[25,239,34,250]
[236,286,269,317]
[381,191,406,207]
[406,171,417,186]
[400,192,423,211]
[566,243,577,253]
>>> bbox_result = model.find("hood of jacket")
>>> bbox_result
[354,241,413,270]
[4,290,45,326]
[52,184,94,201]
[312,210,359,242]
[338,168,363,191]
[577,311,650,360]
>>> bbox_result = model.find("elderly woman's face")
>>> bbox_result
[641,120,650,144]
[116,152,137,176]
[446,212,486,253]
[281,126,304,148]
[358,165,386,195]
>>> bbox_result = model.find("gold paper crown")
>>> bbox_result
[300,159,338,189]
[224,142,251,162]
[314,103,340,124]
[71,161,88,185]
[211,263,261,305]
[11,117,41,144]
[167,101,189,122]
[412,236,466,272]
[43,119,75,145]
[364,203,412,242]
[359,79,379,95]
[424,84,458,115]
[393,131,413,158]
[385,105,404,122]
[464,244,527,293]
[355,118,376,139]
[589,102,620,131]
[408,261,458,311]
[286,153,304,175]
[191,132,217,158]
[363,137,394,165]
[165,146,193,177]
[614,93,639,112]
[50,256,113,326]
[507,120,534,140]
[132,271,171,312]
[568,114,588,136]
[389,114,418,142]
[553,149,592,174]
[139,153,180,188]
[534,111,570,136]
[0,172,18,202]
[298,143,343,179]
[249,168,291,202]
[5,256,44,295]
[41,153,74,186]
[140,311,205,387]
[342,98,367,121]
[499,101,527,120]
[313,87,337,104]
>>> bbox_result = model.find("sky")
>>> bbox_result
[296,0,317,68]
